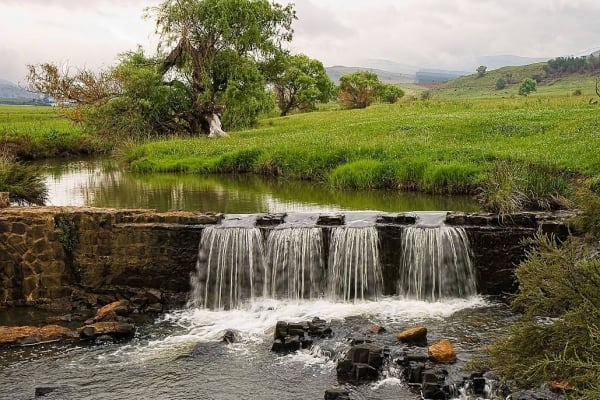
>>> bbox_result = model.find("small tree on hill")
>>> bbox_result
[476,65,487,77]
[518,78,537,96]
[495,77,507,90]
[337,71,382,109]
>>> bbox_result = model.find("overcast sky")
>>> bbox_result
[2,0,600,83]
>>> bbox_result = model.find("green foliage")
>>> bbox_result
[489,233,600,396]
[55,214,78,254]
[337,71,382,109]
[495,77,507,90]
[0,151,48,205]
[476,65,487,77]
[270,53,335,116]
[378,84,405,104]
[422,163,481,194]
[518,78,537,96]
[544,55,600,76]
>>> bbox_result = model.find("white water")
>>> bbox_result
[399,226,477,301]
[189,227,266,310]
[265,228,324,299]
[328,227,382,301]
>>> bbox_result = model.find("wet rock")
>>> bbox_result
[337,343,387,383]
[428,339,456,363]
[370,324,386,334]
[94,335,115,344]
[422,368,448,399]
[221,329,241,344]
[548,380,568,393]
[256,213,287,227]
[145,288,163,304]
[397,326,428,346]
[94,300,131,322]
[0,325,77,346]
[376,213,417,225]
[0,192,9,208]
[272,318,332,352]
[35,386,71,398]
[317,214,345,226]
[324,388,351,399]
[78,322,135,340]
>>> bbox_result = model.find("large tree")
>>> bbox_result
[150,0,296,136]
[28,0,296,139]
[270,53,334,116]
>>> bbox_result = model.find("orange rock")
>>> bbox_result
[549,380,569,393]
[396,326,428,344]
[0,325,77,346]
[94,300,130,322]
[428,339,457,363]
[78,322,135,339]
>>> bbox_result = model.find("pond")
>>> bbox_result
[36,158,481,214]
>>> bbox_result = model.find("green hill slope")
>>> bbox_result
[431,63,599,99]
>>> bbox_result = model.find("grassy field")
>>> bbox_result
[122,95,600,210]
[0,105,110,158]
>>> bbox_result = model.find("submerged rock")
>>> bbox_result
[324,388,351,400]
[0,325,77,346]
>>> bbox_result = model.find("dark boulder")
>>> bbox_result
[336,342,388,383]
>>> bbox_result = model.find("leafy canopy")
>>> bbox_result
[337,71,382,109]
[270,53,334,116]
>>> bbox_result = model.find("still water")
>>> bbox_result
[36,158,480,213]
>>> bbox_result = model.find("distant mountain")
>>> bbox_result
[475,55,549,71]
[0,79,43,104]
[326,66,415,85]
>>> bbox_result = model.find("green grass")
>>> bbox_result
[432,63,600,99]
[0,105,111,159]
[122,95,600,206]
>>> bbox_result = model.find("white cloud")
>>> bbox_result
[1,0,599,82]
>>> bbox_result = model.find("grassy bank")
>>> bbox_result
[0,105,111,159]
[122,95,600,209]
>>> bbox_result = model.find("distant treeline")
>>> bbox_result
[544,54,600,76]
[0,98,51,106]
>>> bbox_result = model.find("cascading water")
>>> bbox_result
[189,226,265,310]
[328,227,382,301]
[398,225,477,301]
[265,228,324,299]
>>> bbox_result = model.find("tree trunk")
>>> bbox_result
[206,113,228,138]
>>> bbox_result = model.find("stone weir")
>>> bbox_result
[0,207,571,312]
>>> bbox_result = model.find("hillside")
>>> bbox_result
[326,66,415,85]
[431,62,600,99]
[0,79,43,105]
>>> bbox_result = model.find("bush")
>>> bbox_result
[488,233,600,397]
[495,77,507,90]
[519,78,537,96]
[378,84,405,104]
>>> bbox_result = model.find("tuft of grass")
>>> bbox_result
[0,150,48,205]
[329,159,394,189]
[422,163,481,194]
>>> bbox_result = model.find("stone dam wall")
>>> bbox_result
[0,207,571,311]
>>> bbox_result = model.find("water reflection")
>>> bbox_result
[36,158,481,213]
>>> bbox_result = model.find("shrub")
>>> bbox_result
[489,233,600,396]
[519,78,537,96]
[378,84,405,104]
[337,71,382,109]
[495,77,507,90]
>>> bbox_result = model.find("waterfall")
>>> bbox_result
[265,228,324,300]
[328,227,382,301]
[398,226,476,301]
[189,227,266,310]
